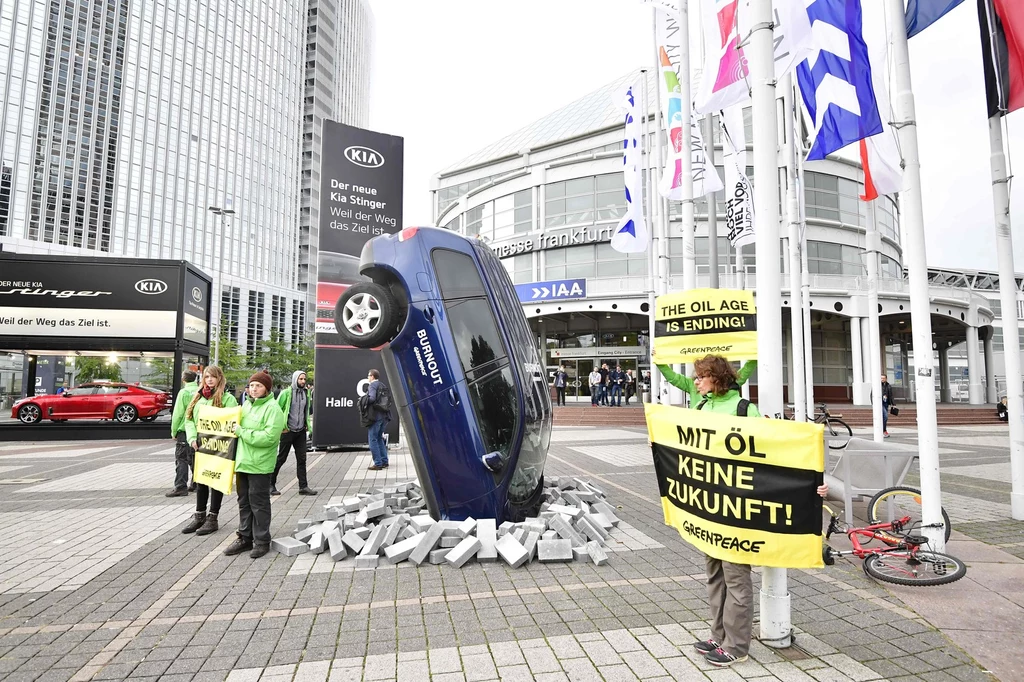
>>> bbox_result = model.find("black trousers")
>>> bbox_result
[235,472,272,545]
[173,431,194,490]
[195,484,223,514]
[555,386,566,406]
[272,429,308,488]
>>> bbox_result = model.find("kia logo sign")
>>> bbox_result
[135,279,168,295]
[344,146,384,168]
[191,287,202,303]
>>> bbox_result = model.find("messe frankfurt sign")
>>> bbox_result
[515,278,587,303]
[492,224,616,258]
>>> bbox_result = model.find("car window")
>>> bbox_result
[467,364,518,460]
[444,297,507,372]
[73,387,100,395]
[432,249,486,299]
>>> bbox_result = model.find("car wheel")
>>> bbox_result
[17,404,42,425]
[114,404,138,424]
[139,415,158,422]
[334,281,399,348]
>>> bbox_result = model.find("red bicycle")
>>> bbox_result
[821,503,967,586]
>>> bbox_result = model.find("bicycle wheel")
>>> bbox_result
[824,418,852,450]
[867,486,952,544]
[862,550,967,586]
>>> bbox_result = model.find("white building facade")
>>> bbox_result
[0,0,370,357]
[432,72,1004,405]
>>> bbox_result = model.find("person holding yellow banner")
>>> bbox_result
[180,366,238,536]
[668,355,827,668]
[658,360,757,407]
[223,372,285,559]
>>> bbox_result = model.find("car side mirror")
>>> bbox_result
[481,451,504,473]
[62,392,71,397]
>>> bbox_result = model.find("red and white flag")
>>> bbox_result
[859,2,903,200]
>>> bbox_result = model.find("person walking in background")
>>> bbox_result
[598,363,610,406]
[362,369,391,470]
[271,370,316,496]
[553,365,568,406]
[997,396,1009,421]
[224,371,284,559]
[588,367,602,406]
[881,374,894,437]
[608,364,625,407]
[166,369,200,498]
[624,369,635,405]
[180,366,237,536]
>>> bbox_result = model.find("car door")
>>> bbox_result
[51,386,99,418]
[105,386,131,418]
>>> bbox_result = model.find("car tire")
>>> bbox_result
[334,281,399,348]
[114,404,139,424]
[17,404,42,425]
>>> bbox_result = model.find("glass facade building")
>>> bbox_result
[1,0,373,355]
[433,71,1002,406]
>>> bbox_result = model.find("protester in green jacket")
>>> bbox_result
[657,359,757,406]
[224,371,285,559]
[165,370,199,497]
[179,366,238,537]
[271,370,315,496]
[683,355,826,668]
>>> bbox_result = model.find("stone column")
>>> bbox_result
[938,343,951,403]
[850,317,868,404]
[984,330,998,402]
[966,325,985,405]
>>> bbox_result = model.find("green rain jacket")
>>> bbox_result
[277,378,312,433]
[170,381,200,437]
[183,392,239,445]
[693,389,761,417]
[234,394,286,475]
[657,360,757,406]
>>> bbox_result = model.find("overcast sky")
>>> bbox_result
[367,0,1022,273]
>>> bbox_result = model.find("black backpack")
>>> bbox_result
[696,397,751,417]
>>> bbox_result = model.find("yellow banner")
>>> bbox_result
[194,405,242,495]
[645,403,825,568]
[652,288,758,364]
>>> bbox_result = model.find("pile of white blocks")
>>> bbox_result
[269,476,621,569]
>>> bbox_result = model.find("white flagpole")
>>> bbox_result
[885,0,945,548]
[796,113,815,420]
[643,66,661,405]
[989,113,1024,518]
[782,75,806,423]
[679,0,696,293]
[750,0,789,648]
[866,200,884,442]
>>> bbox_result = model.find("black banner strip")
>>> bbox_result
[653,443,821,535]
[198,434,237,461]
[655,314,757,337]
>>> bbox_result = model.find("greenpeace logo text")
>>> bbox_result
[0,287,112,299]
[135,279,168,295]
[344,145,384,168]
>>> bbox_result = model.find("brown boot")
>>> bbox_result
[249,543,270,559]
[194,512,218,536]
[181,512,206,534]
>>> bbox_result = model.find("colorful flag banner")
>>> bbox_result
[695,0,814,114]
[652,288,758,363]
[653,9,723,200]
[193,404,242,495]
[796,0,884,160]
[646,402,825,568]
[721,107,754,248]
[859,3,903,200]
[907,0,965,37]
[611,84,649,254]
[978,0,1024,117]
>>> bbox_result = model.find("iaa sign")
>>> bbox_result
[515,278,587,303]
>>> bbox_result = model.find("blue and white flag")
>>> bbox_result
[611,84,649,254]
[795,0,884,161]
[906,0,964,38]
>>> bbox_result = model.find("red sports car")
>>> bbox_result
[11,383,172,424]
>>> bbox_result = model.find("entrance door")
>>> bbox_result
[575,360,594,399]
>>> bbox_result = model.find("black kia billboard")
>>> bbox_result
[314,121,403,447]
[0,254,211,353]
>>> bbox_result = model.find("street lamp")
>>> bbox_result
[208,205,236,365]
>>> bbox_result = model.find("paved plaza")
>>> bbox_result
[0,424,1021,681]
